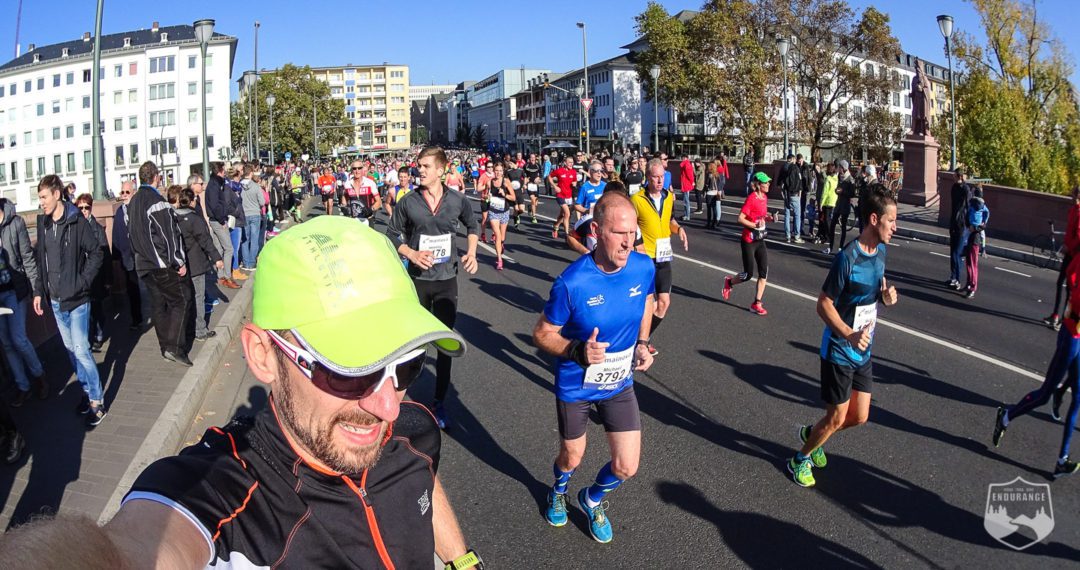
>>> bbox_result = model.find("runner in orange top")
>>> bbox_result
[316,167,337,217]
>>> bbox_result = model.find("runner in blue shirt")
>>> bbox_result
[575,161,607,217]
[788,183,899,488]
[533,192,655,544]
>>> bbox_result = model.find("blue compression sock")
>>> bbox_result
[553,464,575,495]
[586,462,624,505]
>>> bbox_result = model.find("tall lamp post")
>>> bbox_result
[776,36,790,159]
[576,22,589,156]
[649,65,660,154]
[937,14,958,170]
[90,0,105,199]
[194,19,214,183]
[253,21,260,163]
[266,94,276,165]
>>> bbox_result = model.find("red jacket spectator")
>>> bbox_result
[679,158,694,193]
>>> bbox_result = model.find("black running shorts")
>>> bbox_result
[654,261,673,294]
[820,358,873,406]
[556,386,642,440]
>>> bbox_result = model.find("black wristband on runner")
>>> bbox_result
[567,340,590,368]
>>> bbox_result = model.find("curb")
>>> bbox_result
[97,279,256,524]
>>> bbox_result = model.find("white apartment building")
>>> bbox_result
[304,64,411,153]
[409,84,456,102]
[0,22,236,211]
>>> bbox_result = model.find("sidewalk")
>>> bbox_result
[714,193,1053,269]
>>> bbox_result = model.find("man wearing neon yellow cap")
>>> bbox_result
[0,216,484,570]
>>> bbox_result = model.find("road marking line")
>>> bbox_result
[994,267,1031,278]
[929,251,950,258]
[476,242,516,264]
[671,253,1042,382]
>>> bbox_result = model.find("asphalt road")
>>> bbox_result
[189,191,1078,568]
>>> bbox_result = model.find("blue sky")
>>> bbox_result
[2,0,1077,95]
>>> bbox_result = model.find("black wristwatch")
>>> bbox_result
[445,549,484,570]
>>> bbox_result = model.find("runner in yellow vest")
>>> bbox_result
[630,158,688,356]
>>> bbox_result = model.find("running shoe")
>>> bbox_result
[434,401,451,430]
[577,488,613,543]
[821,247,831,255]
[76,395,91,415]
[1051,390,1064,422]
[749,301,768,316]
[551,227,559,239]
[722,276,732,301]
[532,216,538,224]
[964,289,975,299]
[793,237,805,244]
[787,457,816,487]
[86,404,107,428]
[799,425,827,469]
[1043,314,1061,331]
[992,406,1008,447]
[495,260,504,271]
[545,491,568,527]
[1054,459,1080,478]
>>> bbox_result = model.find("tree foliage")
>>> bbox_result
[951,0,1080,193]
[230,64,351,160]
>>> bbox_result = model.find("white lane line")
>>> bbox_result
[929,251,950,259]
[671,252,1043,382]
[995,266,1031,278]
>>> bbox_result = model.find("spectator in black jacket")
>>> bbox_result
[111,180,144,330]
[127,162,194,367]
[33,175,106,427]
[0,196,47,406]
[203,162,237,288]
[780,154,804,243]
[168,186,223,342]
[74,194,110,352]
[948,167,972,289]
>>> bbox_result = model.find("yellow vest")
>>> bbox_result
[632,190,675,259]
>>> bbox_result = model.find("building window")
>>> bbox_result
[149,56,175,73]
[115,146,124,166]
[206,108,213,121]
[52,127,60,140]
[114,118,122,131]
[130,144,139,163]
[67,153,76,173]
[149,110,176,127]
[83,150,92,171]
[390,70,404,78]
[65,98,74,112]
[188,55,196,69]
[206,135,214,148]
[53,74,61,87]
[129,62,138,75]
[189,136,199,150]
[82,96,90,109]
[904,95,912,109]
[52,100,60,114]
[66,125,74,138]
[114,64,122,78]
[114,91,122,104]
[187,109,197,123]
[892,92,900,107]
[129,89,137,102]
[0,164,6,183]
[35,104,44,117]
[53,155,62,174]
[25,159,32,180]
[82,122,91,135]
[129,116,137,129]
[36,77,44,90]
[149,83,175,100]
[187,82,197,96]
[82,69,91,82]
[37,157,45,177]
[7,84,13,96]
[205,81,213,94]
[66,72,74,85]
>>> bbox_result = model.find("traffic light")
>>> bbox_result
[581,129,587,138]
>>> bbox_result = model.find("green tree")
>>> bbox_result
[470,125,486,148]
[634,1,780,151]
[230,64,351,160]
[951,0,1080,193]
[455,123,471,146]
[412,125,429,145]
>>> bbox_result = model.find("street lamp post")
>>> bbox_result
[576,22,589,156]
[777,36,790,159]
[649,65,660,154]
[90,0,106,199]
[574,82,585,150]
[253,21,260,163]
[194,19,214,184]
[266,94,276,165]
[937,14,958,170]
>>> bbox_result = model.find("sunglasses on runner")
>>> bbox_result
[266,330,427,399]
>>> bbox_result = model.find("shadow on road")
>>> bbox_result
[656,480,884,569]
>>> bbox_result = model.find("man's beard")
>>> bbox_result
[275,375,386,474]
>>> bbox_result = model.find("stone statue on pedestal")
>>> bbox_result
[911,59,933,136]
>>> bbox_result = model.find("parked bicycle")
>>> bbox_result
[1032,219,1066,268]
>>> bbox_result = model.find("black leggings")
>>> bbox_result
[413,278,458,402]
[829,203,852,251]
[739,239,768,280]
[1053,254,1073,317]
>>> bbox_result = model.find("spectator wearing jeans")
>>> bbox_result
[127,162,194,367]
[780,154,804,243]
[679,154,694,221]
[74,194,110,353]
[240,165,267,270]
[0,197,47,406]
[226,166,246,277]
[111,180,146,329]
[32,175,105,427]
[202,163,240,289]
[168,186,223,341]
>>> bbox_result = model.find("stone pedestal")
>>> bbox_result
[900,134,940,206]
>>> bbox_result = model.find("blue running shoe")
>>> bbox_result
[577,488,613,543]
[545,491,568,527]
[433,401,451,431]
